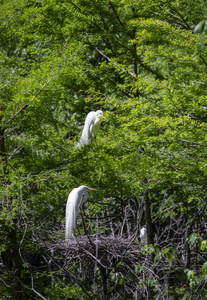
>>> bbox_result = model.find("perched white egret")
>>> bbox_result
[77,110,103,147]
[65,185,98,240]
[140,226,147,244]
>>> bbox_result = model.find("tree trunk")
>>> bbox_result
[1,104,22,298]
[144,193,154,245]
[9,228,23,300]
[100,266,108,300]
[0,104,7,177]
[142,179,154,246]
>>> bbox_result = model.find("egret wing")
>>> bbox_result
[65,188,79,240]
[78,111,96,146]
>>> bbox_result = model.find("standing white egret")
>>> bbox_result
[65,185,98,240]
[77,110,103,147]
[140,226,147,244]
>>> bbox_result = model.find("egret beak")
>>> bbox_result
[89,188,98,192]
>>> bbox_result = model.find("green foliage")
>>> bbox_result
[1,0,207,298]
[188,233,202,247]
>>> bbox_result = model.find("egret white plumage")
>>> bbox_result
[65,185,98,240]
[140,226,147,244]
[77,110,103,147]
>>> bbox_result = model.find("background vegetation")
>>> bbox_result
[1,0,207,299]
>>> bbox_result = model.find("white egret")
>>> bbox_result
[140,226,147,244]
[65,185,98,240]
[77,110,103,147]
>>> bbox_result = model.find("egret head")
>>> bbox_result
[78,185,98,203]
[95,110,103,120]
[79,185,98,192]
